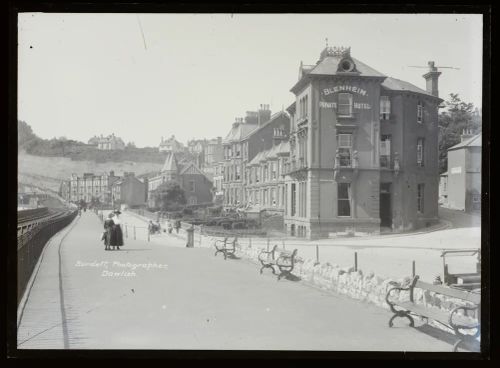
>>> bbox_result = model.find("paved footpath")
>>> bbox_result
[18,211,456,351]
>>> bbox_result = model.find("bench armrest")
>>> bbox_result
[276,253,296,267]
[259,250,272,257]
[449,305,480,337]
[385,286,411,311]
[213,239,226,248]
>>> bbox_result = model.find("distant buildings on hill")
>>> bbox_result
[88,134,125,150]
[159,135,184,153]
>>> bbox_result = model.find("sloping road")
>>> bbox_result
[18,211,457,351]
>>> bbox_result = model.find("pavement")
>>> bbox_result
[17,210,466,351]
[438,206,482,229]
[102,208,481,287]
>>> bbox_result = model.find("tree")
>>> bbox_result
[438,94,481,173]
[18,120,40,149]
[154,181,186,211]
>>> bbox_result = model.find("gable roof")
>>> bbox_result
[179,162,213,183]
[448,134,482,151]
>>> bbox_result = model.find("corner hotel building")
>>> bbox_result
[283,46,442,239]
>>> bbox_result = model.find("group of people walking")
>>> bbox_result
[102,210,124,250]
[100,210,185,250]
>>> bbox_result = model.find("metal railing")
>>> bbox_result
[17,210,77,305]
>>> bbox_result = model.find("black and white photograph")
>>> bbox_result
[11,8,489,356]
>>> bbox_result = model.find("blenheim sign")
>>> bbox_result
[323,85,368,97]
[321,84,371,110]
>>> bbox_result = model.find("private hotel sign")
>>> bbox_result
[319,84,372,110]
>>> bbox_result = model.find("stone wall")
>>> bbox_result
[233,241,479,338]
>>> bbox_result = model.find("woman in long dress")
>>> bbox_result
[103,213,114,250]
[111,210,124,250]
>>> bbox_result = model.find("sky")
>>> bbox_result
[18,13,483,148]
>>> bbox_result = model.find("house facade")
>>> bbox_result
[69,171,119,204]
[445,132,481,212]
[245,141,290,212]
[111,172,147,208]
[283,47,442,238]
[159,135,184,153]
[186,136,224,179]
[222,105,290,207]
[147,152,213,209]
[88,134,125,150]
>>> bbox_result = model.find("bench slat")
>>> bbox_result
[415,280,481,304]
[393,301,478,328]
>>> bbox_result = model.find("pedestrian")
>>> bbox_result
[175,219,181,234]
[168,220,173,234]
[103,213,114,250]
[110,210,124,250]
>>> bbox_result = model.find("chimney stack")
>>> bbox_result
[460,128,474,142]
[422,61,442,97]
[258,104,271,126]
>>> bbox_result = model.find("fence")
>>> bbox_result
[97,209,444,282]
[17,210,78,305]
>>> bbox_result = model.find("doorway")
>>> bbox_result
[380,183,392,228]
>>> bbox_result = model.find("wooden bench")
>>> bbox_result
[258,246,298,281]
[258,244,278,275]
[213,237,238,260]
[386,275,481,351]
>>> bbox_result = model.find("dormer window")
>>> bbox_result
[339,58,355,72]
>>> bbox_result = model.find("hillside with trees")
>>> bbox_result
[18,120,166,163]
[438,94,482,173]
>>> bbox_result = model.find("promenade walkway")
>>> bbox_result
[18,210,457,351]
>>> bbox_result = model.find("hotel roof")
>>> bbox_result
[381,77,437,99]
[292,46,442,101]
[309,56,386,78]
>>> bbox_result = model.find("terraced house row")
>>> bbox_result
[219,45,442,239]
